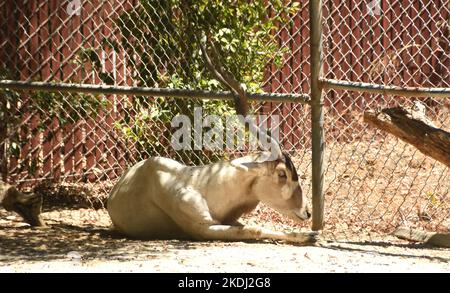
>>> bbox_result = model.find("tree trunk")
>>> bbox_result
[363,102,450,167]
[393,227,450,248]
[0,181,45,226]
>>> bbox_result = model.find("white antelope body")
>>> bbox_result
[107,152,317,243]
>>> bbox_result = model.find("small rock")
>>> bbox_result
[66,251,83,261]
[36,244,48,251]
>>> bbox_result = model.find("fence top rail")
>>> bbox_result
[321,79,450,99]
[0,80,311,104]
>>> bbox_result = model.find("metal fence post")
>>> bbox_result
[309,0,325,231]
[0,96,6,182]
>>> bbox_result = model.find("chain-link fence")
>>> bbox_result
[320,0,449,235]
[0,0,448,237]
[0,0,310,178]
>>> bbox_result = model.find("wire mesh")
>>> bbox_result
[0,0,448,236]
[0,0,312,228]
[321,0,449,234]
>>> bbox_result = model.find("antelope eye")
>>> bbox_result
[278,170,287,178]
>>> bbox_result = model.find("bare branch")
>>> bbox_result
[195,32,249,117]
[207,39,246,95]
[393,226,450,248]
[195,32,282,159]
[197,36,232,93]
[364,102,450,167]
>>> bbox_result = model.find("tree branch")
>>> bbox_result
[393,226,450,248]
[196,33,249,117]
[364,102,450,167]
[0,181,45,226]
[195,32,282,159]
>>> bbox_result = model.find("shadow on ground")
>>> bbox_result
[0,215,210,263]
[1,208,449,266]
[321,241,450,263]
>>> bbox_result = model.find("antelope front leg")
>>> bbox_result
[197,225,319,244]
[157,186,317,244]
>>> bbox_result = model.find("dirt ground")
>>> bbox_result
[1,127,448,273]
[0,208,448,273]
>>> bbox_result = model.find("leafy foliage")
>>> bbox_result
[116,0,298,90]
[0,67,108,176]
[86,0,299,163]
